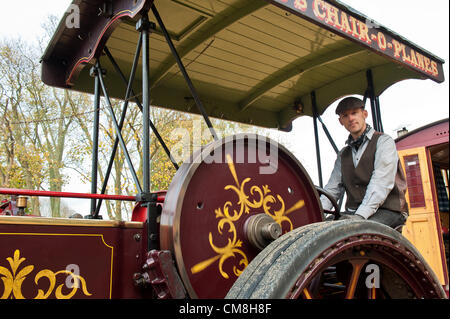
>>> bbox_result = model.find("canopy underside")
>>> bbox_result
[41,0,445,130]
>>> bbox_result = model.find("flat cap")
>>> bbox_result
[335,97,365,115]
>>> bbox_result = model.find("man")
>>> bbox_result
[320,96,408,228]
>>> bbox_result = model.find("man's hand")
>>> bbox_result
[339,213,365,221]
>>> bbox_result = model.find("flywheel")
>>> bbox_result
[160,134,323,298]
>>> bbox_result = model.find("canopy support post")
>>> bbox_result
[316,115,344,210]
[95,61,143,194]
[103,46,179,171]
[151,4,219,142]
[139,14,151,198]
[91,36,143,218]
[136,13,159,251]
[374,95,383,132]
[366,69,384,132]
[311,91,323,188]
[317,115,339,154]
[89,66,101,218]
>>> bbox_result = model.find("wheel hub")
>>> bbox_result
[244,213,282,250]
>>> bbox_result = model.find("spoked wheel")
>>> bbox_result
[226,220,446,299]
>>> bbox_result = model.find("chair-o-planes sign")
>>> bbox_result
[271,0,444,82]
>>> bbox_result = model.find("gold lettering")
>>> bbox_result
[392,39,404,58]
[416,52,425,70]
[401,46,411,63]
[409,49,418,67]
[424,57,431,73]
[348,16,359,37]
[377,32,386,50]
[358,21,371,43]
[294,0,307,11]
[324,3,341,27]
[431,61,438,76]
[340,12,352,34]
[313,0,326,20]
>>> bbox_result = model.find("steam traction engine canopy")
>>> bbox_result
[41,0,445,131]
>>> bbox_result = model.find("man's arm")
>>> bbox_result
[320,151,345,211]
[355,135,398,219]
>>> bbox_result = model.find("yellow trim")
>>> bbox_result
[398,147,445,284]
[0,249,92,299]
[303,288,312,299]
[399,147,434,213]
[370,287,376,299]
[0,216,143,228]
[190,154,304,279]
[0,232,114,299]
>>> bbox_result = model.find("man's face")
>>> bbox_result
[338,107,368,138]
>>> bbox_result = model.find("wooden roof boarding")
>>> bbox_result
[41,0,445,130]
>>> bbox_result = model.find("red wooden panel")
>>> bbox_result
[404,154,426,208]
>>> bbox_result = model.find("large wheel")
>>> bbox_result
[160,134,323,298]
[226,220,446,299]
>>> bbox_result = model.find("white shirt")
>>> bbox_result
[320,127,399,219]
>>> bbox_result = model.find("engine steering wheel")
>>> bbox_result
[315,186,341,220]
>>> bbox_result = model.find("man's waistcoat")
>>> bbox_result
[341,132,408,213]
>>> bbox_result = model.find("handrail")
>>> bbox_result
[0,188,135,201]
[0,188,167,203]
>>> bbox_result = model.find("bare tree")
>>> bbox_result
[0,38,89,216]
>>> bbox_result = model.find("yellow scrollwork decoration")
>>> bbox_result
[0,250,91,299]
[191,154,305,279]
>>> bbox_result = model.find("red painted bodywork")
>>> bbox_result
[396,119,449,151]
[0,217,148,299]
[395,118,449,296]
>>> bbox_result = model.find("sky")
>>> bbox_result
[0,1,448,216]
[282,0,449,186]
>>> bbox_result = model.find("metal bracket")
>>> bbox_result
[140,198,161,250]
[89,66,107,77]
[136,192,158,203]
[84,214,103,219]
[136,16,156,33]
[98,0,113,18]
[133,250,187,299]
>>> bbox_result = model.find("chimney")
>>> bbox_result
[397,127,408,137]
